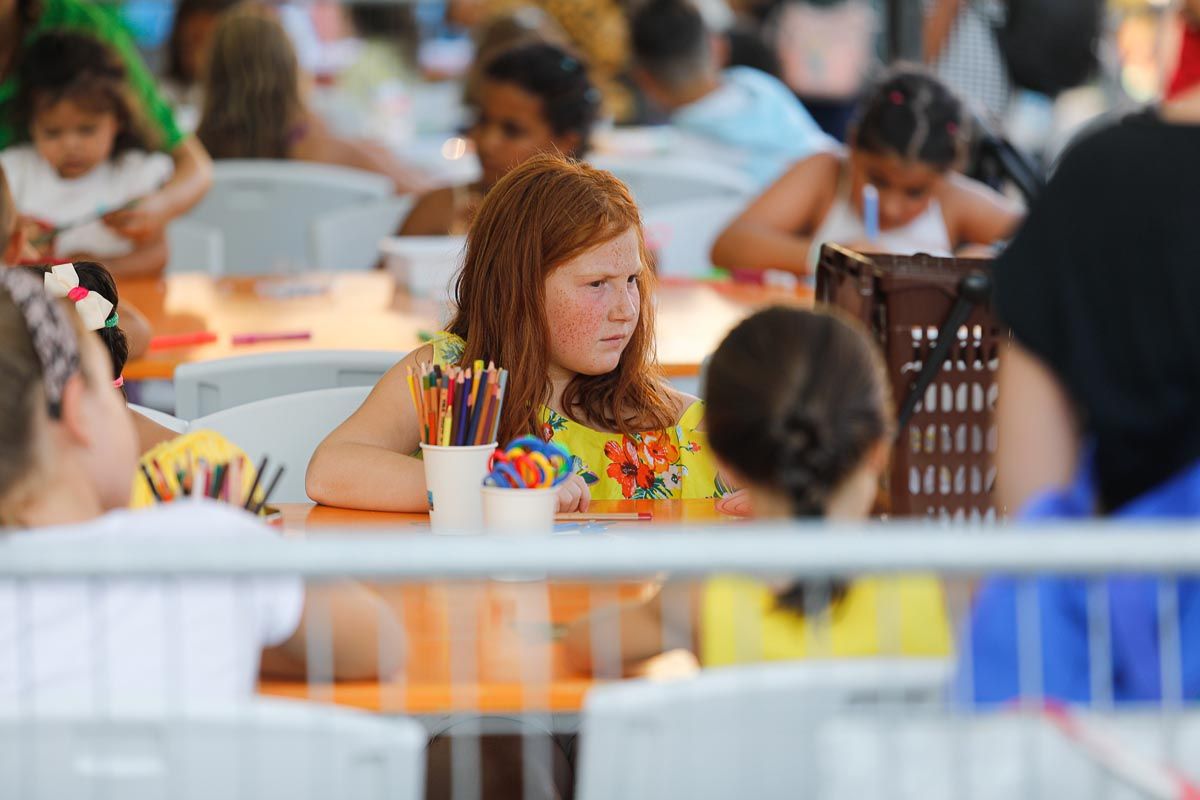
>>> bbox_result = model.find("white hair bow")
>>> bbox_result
[43,263,114,331]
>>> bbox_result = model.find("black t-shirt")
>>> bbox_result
[994,109,1200,510]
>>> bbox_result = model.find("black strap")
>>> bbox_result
[895,270,992,431]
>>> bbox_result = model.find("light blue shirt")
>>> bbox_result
[671,67,834,189]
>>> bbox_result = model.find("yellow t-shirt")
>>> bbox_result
[131,430,262,509]
[432,334,726,500]
[700,575,953,666]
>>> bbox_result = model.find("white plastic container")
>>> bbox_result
[380,235,466,301]
[482,486,556,536]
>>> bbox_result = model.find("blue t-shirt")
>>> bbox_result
[960,453,1200,706]
[671,67,834,189]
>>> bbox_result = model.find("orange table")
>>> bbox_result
[120,273,810,381]
[260,499,730,715]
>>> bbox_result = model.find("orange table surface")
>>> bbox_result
[260,499,731,715]
[120,273,810,382]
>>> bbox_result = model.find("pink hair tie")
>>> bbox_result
[66,286,88,302]
[889,90,905,105]
[946,121,959,136]
[113,375,125,389]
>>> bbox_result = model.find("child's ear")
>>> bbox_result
[864,438,891,477]
[57,373,94,450]
[708,33,729,70]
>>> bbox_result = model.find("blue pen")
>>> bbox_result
[863,184,880,244]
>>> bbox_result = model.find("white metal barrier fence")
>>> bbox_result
[2,523,1200,800]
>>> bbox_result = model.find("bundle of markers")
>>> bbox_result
[406,361,508,446]
[139,454,285,515]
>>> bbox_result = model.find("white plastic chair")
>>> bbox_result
[588,155,754,209]
[577,659,951,800]
[174,350,402,420]
[0,698,425,800]
[128,403,188,434]
[183,160,393,275]
[642,196,748,278]
[188,385,371,503]
[165,219,224,275]
[309,196,415,271]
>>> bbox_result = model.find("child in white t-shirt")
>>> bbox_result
[1,31,174,278]
[0,269,400,711]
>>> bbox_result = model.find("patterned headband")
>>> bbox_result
[0,268,80,419]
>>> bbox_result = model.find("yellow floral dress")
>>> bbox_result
[432,334,725,500]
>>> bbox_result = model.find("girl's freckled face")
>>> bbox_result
[544,227,643,378]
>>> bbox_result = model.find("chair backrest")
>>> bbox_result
[642,196,747,278]
[577,659,950,800]
[188,385,371,503]
[184,160,393,275]
[165,219,225,276]
[588,155,754,209]
[174,350,401,420]
[0,698,425,800]
[310,196,416,271]
[128,403,188,434]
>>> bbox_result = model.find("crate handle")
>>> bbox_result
[894,270,992,431]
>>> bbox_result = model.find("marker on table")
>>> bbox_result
[863,184,880,244]
[555,512,652,522]
[232,330,313,346]
[149,331,218,350]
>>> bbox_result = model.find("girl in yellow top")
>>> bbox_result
[307,154,724,512]
[565,307,951,669]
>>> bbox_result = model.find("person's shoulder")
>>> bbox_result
[114,501,279,541]
[1051,109,1166,172]
[399,186,457,236]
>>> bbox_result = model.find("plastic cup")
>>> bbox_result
[420,442,496,533]
[482,486,556,536]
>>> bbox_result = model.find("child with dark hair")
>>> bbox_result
[399,41,600,236]
[160,0,242,121]
[629,0,831,189]
[2,31,173,277]
[712,67,1022,277]
[564,306,950,669]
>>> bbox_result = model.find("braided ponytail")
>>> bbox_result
[705,306,892,616]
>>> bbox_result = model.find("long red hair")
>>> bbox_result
[446,154,674,443]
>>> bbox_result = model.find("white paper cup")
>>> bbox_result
[420,442,496,533]
[482,486,556,536]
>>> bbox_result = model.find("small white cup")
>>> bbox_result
[420,442,496,533]
[482,486,556,536]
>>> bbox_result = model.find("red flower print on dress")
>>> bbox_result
[604,437,655,499]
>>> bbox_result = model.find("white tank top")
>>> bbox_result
[808,173,954,270]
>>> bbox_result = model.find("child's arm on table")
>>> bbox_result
[563,582,699,672]
[261,580,405,681]
[942,173,1023,252]
[710,153,839,275]
[68,236,168,279]
[306,346,434,512]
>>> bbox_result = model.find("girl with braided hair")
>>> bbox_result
[564,306,950,669]
[712,66,1022,278]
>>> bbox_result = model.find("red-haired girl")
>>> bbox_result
[307,155,723,513]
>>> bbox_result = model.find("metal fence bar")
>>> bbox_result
[5,526,1200,578]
